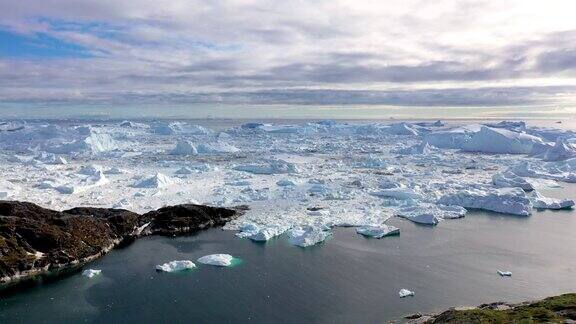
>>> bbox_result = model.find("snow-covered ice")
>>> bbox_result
[197,254,235,267]
[288,226,331,247]
[438,187,532,216]
[530,192,575,210]
[0,119,574,249]
[399,289,415,298]
[156,260,196,272]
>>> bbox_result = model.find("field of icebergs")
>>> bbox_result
[0,119,575,247]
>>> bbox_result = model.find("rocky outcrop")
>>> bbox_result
[0,201,245,289]
[405,293,576,323]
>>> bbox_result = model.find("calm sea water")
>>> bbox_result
[1,185,575,323]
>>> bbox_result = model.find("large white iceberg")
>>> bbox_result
[197,254,235,267]
[462,126,545,154]
[438,187,532,216]
[156,260,196,272]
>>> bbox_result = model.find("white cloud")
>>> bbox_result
[1,0,576,105]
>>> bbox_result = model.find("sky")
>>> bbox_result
[1,0,576,109]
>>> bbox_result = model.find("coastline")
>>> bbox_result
[403,294,576,323]
[0,200,246,292]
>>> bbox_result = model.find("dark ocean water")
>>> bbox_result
[1,185,575,323]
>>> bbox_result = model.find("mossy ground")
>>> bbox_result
[428,293,576,323]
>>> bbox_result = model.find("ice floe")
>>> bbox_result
[497,270,512,277]
[197,254,235,267]
[356,225,399,238]
[399,289,415,298]
[156,260,196,272]
[288,226,331,247]
[530,192,575,210]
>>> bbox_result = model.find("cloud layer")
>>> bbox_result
[1,0,576,106]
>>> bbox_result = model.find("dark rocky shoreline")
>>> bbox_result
[0,200,246,291]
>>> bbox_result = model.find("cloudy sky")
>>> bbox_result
[1,0,576,107]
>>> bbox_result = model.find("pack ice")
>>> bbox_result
[0,119,574,249]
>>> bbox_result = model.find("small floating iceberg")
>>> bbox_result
[399,289,415,298]
[356,225,399,238]
[531,192,575,210]
[82,269,102,278]
[236,223,286,241]
[497,270,512,277]
[156,260,196,272]
[288,226,331,247]
[197,254,235,267]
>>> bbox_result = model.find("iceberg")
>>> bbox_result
[394,141,435,155]
[170,140,198,155]
[234,159,298,175]
[356,225,399,238]
[236,223,286,241]
[438,187,532,216]
[399,289,415,298]
[48,132,118,155]
[371,187,421,201]
[388,122,419,136]
[82,269,102,278]
[497,270,512,277]
[196,142,240,154]
[133,173,175,188]
[288,226,331,247]
[396,204,467,225]
[197,254,234,267]
[531,192,574,210]
[276,179,296,187]
[492,171,534,191]
[462,126,545,154]
[537,137,576,161]
[156,260,196,272]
